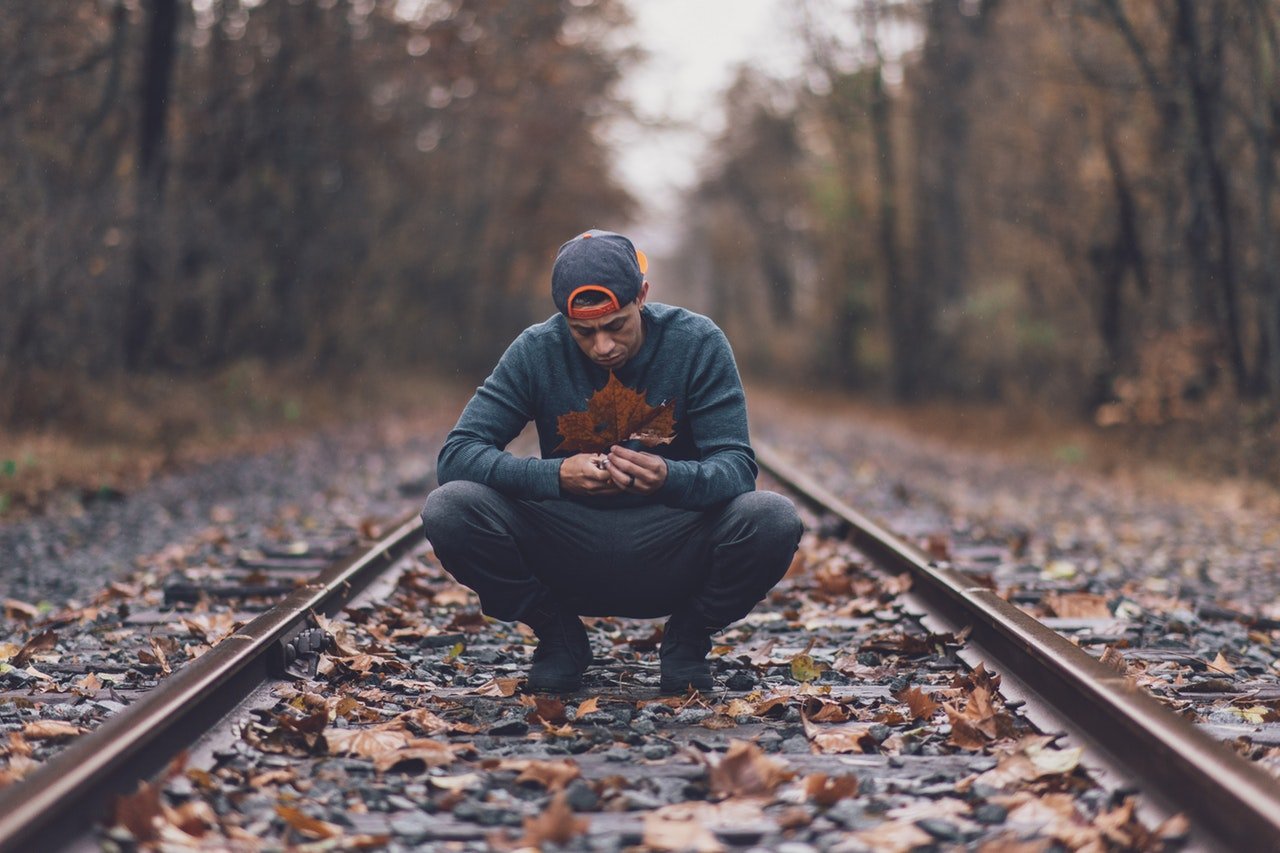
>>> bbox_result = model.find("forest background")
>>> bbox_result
[3,0,1279,509]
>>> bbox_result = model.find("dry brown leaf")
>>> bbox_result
[167,800,218,838]
[852,818,933,853]
[23,720,85,741]
[323,725,411,759]
[473,677,520,697]
[3,599,40,622]
[575,696,601,718]
[511,758,582,790]
[275,804,342,840]
[707,739,793,798]
[554,373,676,453]
[803,772,860,806]
[522,695,568,725]
[11,629,57,667]
[899,686,941,720]
[519,791,589,847]
[643,804,727,853]
[112,780,164,842]
[1210,651,1237,675]
[800,713,874,754]
[372,738,460,773]
[1044,592,1112,619]
[397,707,450,735]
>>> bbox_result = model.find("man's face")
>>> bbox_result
[567,281,649,370]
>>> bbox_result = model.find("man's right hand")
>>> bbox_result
[559,453,623,496]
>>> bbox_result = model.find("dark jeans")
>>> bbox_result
[421,481,803,629]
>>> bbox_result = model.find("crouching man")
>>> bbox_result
[422,229,802,693]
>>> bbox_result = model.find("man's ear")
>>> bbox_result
[636,279,650,307]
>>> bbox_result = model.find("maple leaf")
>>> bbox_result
[554,372,676,454]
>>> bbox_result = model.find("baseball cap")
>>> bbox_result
[551,229,649,320]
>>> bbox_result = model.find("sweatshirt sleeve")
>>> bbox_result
[656,327,757,509]
[436,334,562,500]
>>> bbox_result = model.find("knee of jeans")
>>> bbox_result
[729,491,803,548]
[421,480,495,543]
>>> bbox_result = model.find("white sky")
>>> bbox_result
[610,0,807,253]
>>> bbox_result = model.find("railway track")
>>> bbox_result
[0,442,1277,850]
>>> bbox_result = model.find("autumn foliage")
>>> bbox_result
[554,373,677,454]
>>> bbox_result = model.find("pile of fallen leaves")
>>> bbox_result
[84,530,1190,851]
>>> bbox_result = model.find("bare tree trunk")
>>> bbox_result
[127,0,179,369]
[863,1,909,398]
[1174,0,1247,391]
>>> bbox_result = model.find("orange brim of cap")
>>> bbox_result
[566,285,621,320]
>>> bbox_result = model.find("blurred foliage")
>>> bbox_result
[678,0,1280,429]
[0,0,635,426]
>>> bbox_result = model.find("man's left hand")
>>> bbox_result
[607,445,668,495]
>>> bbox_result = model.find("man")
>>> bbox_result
[421,229,802,693]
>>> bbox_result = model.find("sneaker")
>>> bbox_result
[526,609,591,694]
[659,609,716,693]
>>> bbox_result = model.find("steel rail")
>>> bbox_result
[0,512,425,853]
[755,441,1280,851]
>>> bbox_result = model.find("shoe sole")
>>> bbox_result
[526,674,583,694]
[659,676,715,694]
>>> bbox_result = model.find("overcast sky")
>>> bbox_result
[609,0,806,253]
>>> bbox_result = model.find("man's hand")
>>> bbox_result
[559,453,623,496]
[606,445,668,495]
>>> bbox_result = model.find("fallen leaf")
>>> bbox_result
[511,758,582,790]
[803,772,860,806]
[23,720,84,741]
[373,738,461,773]
[519,791,588,846]
[1210,652,1237,675]
[643,804,727,853]
[707,739,793,798]
[275,805,342,840]
[1044,592,1111,618]
[789,652,826,683]
[11,630,58,668]
[554,372,676,453]
[898,686,940,720]
[323,725,411,759]
[112,780,164,842]
[3,599,41,622]
[522,695,568,725]
[575,696,601,718]
[851,818,933,853]
[473,677,520,697]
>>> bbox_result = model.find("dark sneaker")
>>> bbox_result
[659,610,715,694]
[527,611,591,693]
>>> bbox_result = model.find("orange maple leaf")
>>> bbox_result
[554,373,676,454]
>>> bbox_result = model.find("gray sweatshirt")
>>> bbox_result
[436,302,757,510]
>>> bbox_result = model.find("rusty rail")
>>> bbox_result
[0,513,425,853]
[756,442,1280,851]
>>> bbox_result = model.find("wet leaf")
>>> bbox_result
[554,373,676,453]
